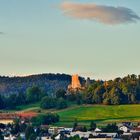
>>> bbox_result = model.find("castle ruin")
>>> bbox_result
[68,74,84,92]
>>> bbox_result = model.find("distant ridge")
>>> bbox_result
[0,73,85,96]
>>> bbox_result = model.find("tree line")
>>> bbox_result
[1,74,140,110]
[44,74,140,106]
[0,86,45,109]
[82,74,140,105]
[0,73,72,96]
[43,74,140,106]
[0,87,68,110]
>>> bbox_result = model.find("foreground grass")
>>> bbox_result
[56,104,140,126]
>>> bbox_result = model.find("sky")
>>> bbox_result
[0,0,140,80]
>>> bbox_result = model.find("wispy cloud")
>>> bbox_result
[61,2,140,25]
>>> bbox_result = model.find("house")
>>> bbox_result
[48,127,64,135]
[118,122,133,133]
[64,128,73,132]
[119,125,131,132]
[88,138,121,140]
[48,127,58,135]
[68,131,119,139]
[94,128,102,133]
[4,134,17,140]
[41,136,52,140]
[70,131,91,138]
[55,134,61,140]
[57,127,65,133]
[20,133,25,140]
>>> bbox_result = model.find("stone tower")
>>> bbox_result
[68,74,82,91]
[71,74,81,89]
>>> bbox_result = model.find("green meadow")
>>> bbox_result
[2,103,140,127]
[56,104,140,126]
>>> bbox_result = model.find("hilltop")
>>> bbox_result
[0,73,85,96]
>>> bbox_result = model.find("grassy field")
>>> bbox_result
[15,102,41,111]
[2,103,140,127]
[55,104,140,126]
[0,102,41,113]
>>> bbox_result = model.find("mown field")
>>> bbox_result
[55,104,140,126]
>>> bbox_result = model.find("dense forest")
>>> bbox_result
[0,73,86,96]
[0,73,140,109]
[0,73,72,96]
[82,74,140,105]
[42,74,140,106]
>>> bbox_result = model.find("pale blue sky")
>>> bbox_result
[0,0,140,79]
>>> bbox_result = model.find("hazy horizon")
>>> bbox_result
[0,0,140,80]
[1,72,140,81]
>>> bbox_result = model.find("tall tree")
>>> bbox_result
[26,86,43,103]
[25,125,35,140]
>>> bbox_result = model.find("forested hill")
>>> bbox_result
[0,73,78,96]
